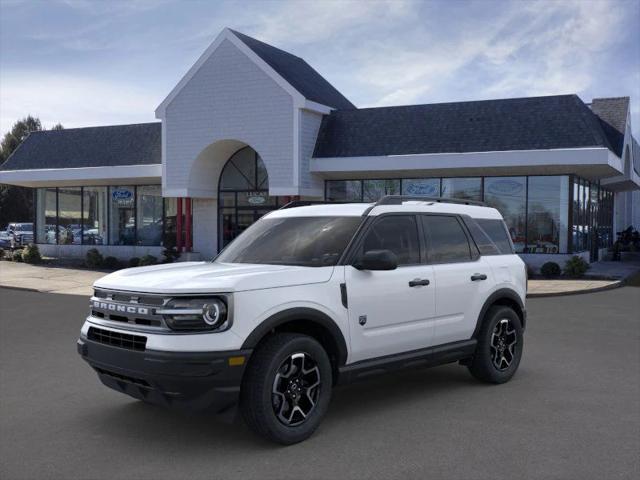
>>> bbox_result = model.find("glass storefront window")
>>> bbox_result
[441,178,482,201]
[36,188,57,244]
[326,180,362,202]
[526,176,569,253]
[362,179,400,202]
[82,187,107,245]
[163,197,177,247]
[109,186,136,245]
[136,185,163,246]
[57,187,82,245]
[484,177,526,253]
[402,178,440,197]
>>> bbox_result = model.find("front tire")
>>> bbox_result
[240,333,332,445]
[468,306,523,384]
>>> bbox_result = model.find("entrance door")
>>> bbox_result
[345,214,436,363]
[218,147,278,249]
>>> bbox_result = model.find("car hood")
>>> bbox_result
[93,262,335,294]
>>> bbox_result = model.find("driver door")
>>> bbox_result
[345,214,436,363]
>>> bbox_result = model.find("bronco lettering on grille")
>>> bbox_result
[92,300,149,315]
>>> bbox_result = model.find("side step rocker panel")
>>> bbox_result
[337,339,477,385]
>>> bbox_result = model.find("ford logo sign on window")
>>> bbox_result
[112,189,133,200]
[488,180,523,196]
[404,181,439,196]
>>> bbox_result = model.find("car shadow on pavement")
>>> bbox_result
[77,363,486,449]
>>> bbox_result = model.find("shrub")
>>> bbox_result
[102,256,120,270]
[564,255,590,277]
[85,248,103,269]
[11,250,24,262]
[128,257,140,268]
[139,254,158,266]
[0,249,5,260]
[21,244,42,264]
[161,232,180,263]
[540,261,561,278]
[526,264,535,278]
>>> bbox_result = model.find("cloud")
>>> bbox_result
[0,72,157,132]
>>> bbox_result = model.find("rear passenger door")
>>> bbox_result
[421,215,493,345]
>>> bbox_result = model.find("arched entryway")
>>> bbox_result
[218,146,280,248]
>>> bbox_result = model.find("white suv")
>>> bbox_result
[78,196,527,444]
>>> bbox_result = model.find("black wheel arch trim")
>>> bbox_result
[241,307,349,367]
[472,288,526,338]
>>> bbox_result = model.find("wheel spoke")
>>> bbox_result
[272,352,321,427]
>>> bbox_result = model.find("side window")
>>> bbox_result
[463,218,500,256]
[476,219,514,254]
[360,215,420,265]
[422,215,472,263]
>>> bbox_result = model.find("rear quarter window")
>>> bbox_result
[473,218,514,255]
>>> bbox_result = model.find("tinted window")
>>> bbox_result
[476,219,514,254]
[464,219,500,255]
[422,215,472,263]
[360,215,420,265]
[216,216,361,267]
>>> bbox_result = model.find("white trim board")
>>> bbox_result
[310,148,623,176]
[0,164,162,188]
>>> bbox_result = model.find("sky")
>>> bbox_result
[1,0,639,137]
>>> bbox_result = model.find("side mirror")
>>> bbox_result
[354,249,398,271]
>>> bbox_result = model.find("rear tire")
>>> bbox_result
[468,306,523,384]
[240,333,332,445]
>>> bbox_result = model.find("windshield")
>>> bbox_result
[215,216,362,267]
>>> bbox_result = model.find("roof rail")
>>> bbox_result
[374,195,486,207]
[279,200,353,210]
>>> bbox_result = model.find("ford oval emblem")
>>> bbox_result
[112,189,133,200]
[488,180,523,196]
[247,195,266,205]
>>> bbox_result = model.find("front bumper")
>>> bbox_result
[77,337,252,413]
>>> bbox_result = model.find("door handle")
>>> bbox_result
[471,273,487,281]
[409,278,430,287]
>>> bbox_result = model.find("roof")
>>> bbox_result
[313,94,617,158]
[590,97,629,157]
[0,123,161,171]
[229,29,355,111]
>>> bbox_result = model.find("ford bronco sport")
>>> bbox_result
[77,196,527,444]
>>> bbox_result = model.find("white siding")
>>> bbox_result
[163,39,294,196]
[192,198,217,258]
[299,109,324,196]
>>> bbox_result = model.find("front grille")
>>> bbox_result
[88,326,147,351]
[90,289,168,331]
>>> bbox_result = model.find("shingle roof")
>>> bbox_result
[590,97,629,157]
[230,29,355,111]
[313,95,617,158]
[0,123,161,171]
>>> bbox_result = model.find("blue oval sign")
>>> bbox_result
[112,189,133,200]
[404,182,439,196]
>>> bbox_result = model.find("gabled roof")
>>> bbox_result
[590,97,630,157]
[229,30,355,111]
[156,28,355,116]
[313,94,616,158]
[0,123,161,171]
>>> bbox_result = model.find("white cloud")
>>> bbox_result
[0,72,158,132]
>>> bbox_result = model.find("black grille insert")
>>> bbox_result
[94,367,150,387]
[88,327,147,351]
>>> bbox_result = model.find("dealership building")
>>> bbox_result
[1,28,639,268]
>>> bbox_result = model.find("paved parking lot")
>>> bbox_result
[1,287,638,480]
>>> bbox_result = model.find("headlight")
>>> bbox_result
[158,297,230,332]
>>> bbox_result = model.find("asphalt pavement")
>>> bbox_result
[1,287,638,480]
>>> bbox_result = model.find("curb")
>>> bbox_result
[0,285,41,293]
[526,280,623,298]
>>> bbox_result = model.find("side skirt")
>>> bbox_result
[337,339,477,385]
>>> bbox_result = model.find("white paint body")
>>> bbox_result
[82,201,527,364]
